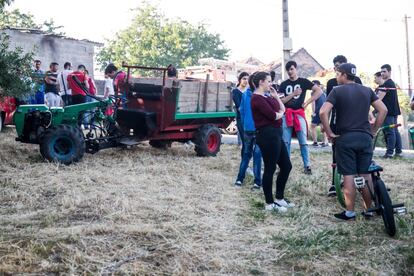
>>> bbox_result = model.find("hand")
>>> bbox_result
[269,86,278,98]
[302,101,310,108]
[311,112,316,117]
[327,132,339,143]
[293,88,302,96]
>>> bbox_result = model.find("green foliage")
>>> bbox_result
[0,0,12,11]
[0,9,65,35]
[0,33,34,98]
[97,3,229,71]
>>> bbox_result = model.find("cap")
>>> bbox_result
[337,63,357,77]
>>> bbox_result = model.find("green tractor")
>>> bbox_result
[14,97,119,164]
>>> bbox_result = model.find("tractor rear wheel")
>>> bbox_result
[194,124,221,156]
[40,124,85,165]
[0,114,3,132]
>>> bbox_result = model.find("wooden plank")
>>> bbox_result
[202,75,209,112]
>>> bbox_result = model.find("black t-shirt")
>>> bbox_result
[379,79,400,116]
[326,83,378,136]
[44,71,59,94]
[279,77,314,110]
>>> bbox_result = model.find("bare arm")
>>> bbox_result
[281,88,302,104]
[303,85,322,108]
[319,102,338,141]
[371,99,387,134]
[377,91,386,100]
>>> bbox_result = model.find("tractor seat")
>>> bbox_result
[368,161,383,173]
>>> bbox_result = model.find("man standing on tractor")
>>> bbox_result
[279,61,322,175]
[320,63,387,220]
[44,62,61,107]
[105,64,127,107]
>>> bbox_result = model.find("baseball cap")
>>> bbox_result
[337,63,357,77]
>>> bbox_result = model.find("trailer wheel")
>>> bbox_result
[39,124,85,165]
[194,125,221,156]
[149,140,172,149]
[0,113,4,132]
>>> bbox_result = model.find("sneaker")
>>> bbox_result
[320,143,328,147]
[234,180,242,187]
[334,211,355,221]
[382,154,393,159]
[361,211,374,220]
[246,167,254,176]
[394,152,403,158]
[275,198,295,208]
[327,185,337,197]
[311,142,319,147]
[304,166,312,175]
[265,202,288,212]
[251,183,262,191]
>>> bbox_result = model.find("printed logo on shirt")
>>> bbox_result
[285,84,301,99]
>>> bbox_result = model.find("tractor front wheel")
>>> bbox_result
[194,125,221,156]
[40,125,85,165]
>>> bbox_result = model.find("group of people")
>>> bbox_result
[232,55,404,219]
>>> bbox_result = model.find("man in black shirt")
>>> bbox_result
[326,55,362,196]
[320,63,387,220]
[378,64,402,158]
[44,62,61,107]
[280,61,322,174]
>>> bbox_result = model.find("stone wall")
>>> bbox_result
[3,29,98,75]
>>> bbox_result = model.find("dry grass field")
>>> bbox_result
[0,126,413,275]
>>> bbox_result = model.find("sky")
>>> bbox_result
[6,0,414,88]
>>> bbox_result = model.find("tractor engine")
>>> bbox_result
[17,110,52,143]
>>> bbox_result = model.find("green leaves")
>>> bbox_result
[0,33,34,98]
[97,3,229,72]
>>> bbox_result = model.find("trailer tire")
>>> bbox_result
[194,124,221,157]
[0,113,4,132]
[149,140,172,149]
[40,124,85,165]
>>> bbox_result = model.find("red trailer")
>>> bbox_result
[0,96,17,131]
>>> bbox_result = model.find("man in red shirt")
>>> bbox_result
[67,64,89,105]
[104,64,127,107]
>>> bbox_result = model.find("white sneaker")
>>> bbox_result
[275,198,295,208]
[265,202,287,212]
[246,167,254,176]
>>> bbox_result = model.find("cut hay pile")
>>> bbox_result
[0,127,413,274]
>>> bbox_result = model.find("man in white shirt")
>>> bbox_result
[104,74,115,99]
[57,62,73,105]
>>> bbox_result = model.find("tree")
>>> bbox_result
[0,33,34,98]
[0,9,65,35]
[97,3,229,71]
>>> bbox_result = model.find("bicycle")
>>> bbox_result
[333,124,407,236]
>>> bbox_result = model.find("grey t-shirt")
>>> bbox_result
[326,83,378,136]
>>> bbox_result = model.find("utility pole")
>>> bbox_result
[404,14,412,98]
[282,0,292,80]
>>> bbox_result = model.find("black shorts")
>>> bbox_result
[335,132,373,175]
[311,114,321,125]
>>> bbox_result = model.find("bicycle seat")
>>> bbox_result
[368,161,383,173]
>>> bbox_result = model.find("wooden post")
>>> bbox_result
[216,82,220,111]
[203,74,209,112]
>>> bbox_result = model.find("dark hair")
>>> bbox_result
[333,55,347,64]
[285,60,297,71]
[64,62,72,69]
[237,72,249,87]
[50,62,59,67]
[248,72,257,91]
[78,64,86,70]
[270,71,276,82]
[374,71,382,77]
[312,80,321,86]
[337,69,355,81]
[85,69,89,75]
[104,63,118,74]
[252,71,269,89]
[381,64,392,72]
[167,64,177,77]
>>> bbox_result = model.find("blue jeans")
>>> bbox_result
[383,115,402,155]
[236,131,262,185]
[84,96,97,127]
[282,115,310,168]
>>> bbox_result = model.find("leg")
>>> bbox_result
[236,132,254,183]
[275,140,292,200]
[297,115,310,168]
[343,175,357,211]
[252,141,262,185]
[383,116,396,156]
[310,123,317,143]
[394,116,402,154]
[282,117,293,156]
[360,173,373,210]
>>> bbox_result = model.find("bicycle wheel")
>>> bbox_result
[334,167,346,208]
[376,179,396,237]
